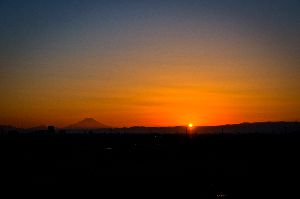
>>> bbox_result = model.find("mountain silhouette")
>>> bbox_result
[66,118,109,129]
[26,125,48,131]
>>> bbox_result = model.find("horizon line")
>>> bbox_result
[1,120,299,129]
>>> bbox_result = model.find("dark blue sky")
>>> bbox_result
[1,0,299,43]
[1,1,299,69]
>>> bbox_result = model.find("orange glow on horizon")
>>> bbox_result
[1,5,299,128]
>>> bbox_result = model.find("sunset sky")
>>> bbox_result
[1,0,300,128]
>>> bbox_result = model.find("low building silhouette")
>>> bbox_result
[48,126,56,134]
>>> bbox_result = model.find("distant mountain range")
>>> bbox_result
[1,121,299,134]
[65,118,110,129]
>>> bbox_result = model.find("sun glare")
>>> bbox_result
[188,123,193,128]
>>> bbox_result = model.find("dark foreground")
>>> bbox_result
[1,133,300,198]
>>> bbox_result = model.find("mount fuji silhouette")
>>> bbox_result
[66,118,110,129]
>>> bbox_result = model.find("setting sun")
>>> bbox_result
[188,123,193,128]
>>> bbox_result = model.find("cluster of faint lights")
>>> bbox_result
[216,193,227,198]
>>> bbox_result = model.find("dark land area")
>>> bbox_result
[1,122,300,198]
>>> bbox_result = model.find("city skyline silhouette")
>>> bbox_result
[1,1,299,196]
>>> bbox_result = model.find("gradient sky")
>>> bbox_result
[1,0,300,128]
